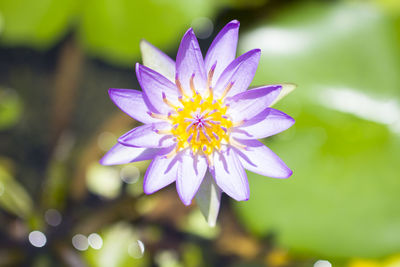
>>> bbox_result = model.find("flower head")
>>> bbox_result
[100,20,294,207]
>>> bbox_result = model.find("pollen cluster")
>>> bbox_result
[169,93,232,155]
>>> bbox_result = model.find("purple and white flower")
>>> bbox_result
[100,20,294,209]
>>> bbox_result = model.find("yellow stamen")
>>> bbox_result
[190,74,197,95]
[148,111,170,121]
[229,137,247,150]
[154,129,172,135]
[175,76,185,95]
[207,64,216,95]
[233,119,245,127]
[164,147,178,159]
[221,82,234,99]
[205,153,214,168]
[162,92,178,109]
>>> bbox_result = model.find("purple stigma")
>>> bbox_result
[212,132,219,140]
[187,133,193,143]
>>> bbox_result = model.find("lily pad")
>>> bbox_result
[235,2,400,259]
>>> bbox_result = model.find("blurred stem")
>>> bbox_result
[49,36,84,153]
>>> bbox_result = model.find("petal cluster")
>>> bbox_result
[100,20,294,206]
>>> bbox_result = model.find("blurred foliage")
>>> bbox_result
[235,1,400,260]
[349,254,400,267]
[0,163,33,218]
[0,0,269,66]
[0,0,76,47]
[0,88,22,130]
[84,222,149,267]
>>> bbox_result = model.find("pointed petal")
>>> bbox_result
[226,85,282,122]
[212,147,249,201]
[143,146,179,194]
[100,143,159,166]
[235,139,292,178]
[136,63,179,113]
[205,20,239,87]
[195,171,222,227]
[118,123,175,148]
[232,108,295,139]
[176,151,208,206]
[108,88,158,124]
[176,28,207,95]
[213,49,261,98]
[140,39,175,82]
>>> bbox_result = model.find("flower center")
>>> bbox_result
[150,66,238,163]
[169,92,232,155]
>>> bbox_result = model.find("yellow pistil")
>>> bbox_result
[168,90,232,156]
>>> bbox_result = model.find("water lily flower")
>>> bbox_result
[100,20,294,208]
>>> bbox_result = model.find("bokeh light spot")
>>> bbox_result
[314,260,332,267]
[72,234,89,251]
[88,233,103,250]
[191,17,213,39]
[28,231,47,248]
[120,165,140,184]
[44,209,62,227]
[97,132,116,151]
[128,240,145,258]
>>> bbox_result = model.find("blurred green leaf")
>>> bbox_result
[41,160,69,210]
[0,0,222,65]
[0,89,22,130]
[182,243,204,267]
[0,164,33,218]
[235,2,400,259]
[0,0,77,48]
[220,0,268,8]
[241,2,400,98]
[78,0,218,65]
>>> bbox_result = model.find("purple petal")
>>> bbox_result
[226,85,282,122]
[108,88,158,124]
[234,139,292,178]
[212,147,249,201]
[176,151,208,206]
[232,108,295,139]
[100,143,159,166]
[143,146,179,194]
[213,49,261,98]
[118,122,175,148]
[176,28,207,95]
[140,39,176,82]
[136,63,179,113]
[205,20,239,87]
